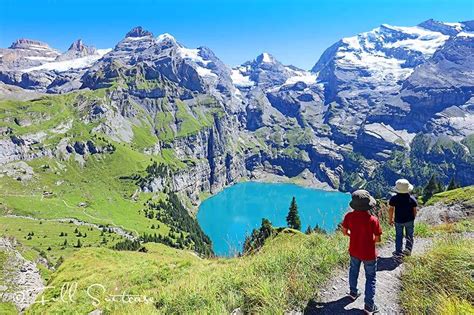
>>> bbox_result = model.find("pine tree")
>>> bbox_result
[62,239,68,247]
[446,177,459,191]
[286,197,301,230]
[305,225,312,235]
[423,174,443,202]
[313,224,327,234]
[75,239,82,248]
[260,218,273,240]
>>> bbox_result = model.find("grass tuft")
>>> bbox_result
[400,236,474,315]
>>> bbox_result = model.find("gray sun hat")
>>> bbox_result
[349,189,377,211]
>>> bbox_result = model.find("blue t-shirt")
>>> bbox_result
[389,193,418,223]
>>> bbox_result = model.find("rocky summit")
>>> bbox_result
[0,20,473,206]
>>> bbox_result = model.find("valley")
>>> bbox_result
[0,17,473,314]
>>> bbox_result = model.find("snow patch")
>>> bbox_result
[385,34,449,55]
[97,48,112,55]
[444,22,463,31]
[342,36,362,50]
[364,123,416,146]
[178,47,211,66]
[262,52,273,63]
[156,33,176,42]
[284,71,317,85]
[457,31,474,38]
[231,69,254,87]
[195,66,217,78]
[25,56,56,61]
[22,49,111,73]
[125,36,151,41]
[334,23,451,85]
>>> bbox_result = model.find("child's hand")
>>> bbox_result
[389,219,394,226]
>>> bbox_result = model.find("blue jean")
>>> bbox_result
[349,256,377,308]
[395,220,414,253]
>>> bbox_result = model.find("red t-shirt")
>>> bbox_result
[342,211,382,261]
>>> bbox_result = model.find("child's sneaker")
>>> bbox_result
[364,304,379,314]
[392,251,403,258]
[347,291,361,301]
[403,249,412,256]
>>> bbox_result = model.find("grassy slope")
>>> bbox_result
[0,217,124,268]
[0,145,171,237]
[0,87,220,239]
[0,89,188,237]
[0,88,209,287]
[425,185,474,206]
[399,188,474,314]
[28,231,348,314]
[400,236,474,315]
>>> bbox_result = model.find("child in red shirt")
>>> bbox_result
[342,190,382,314]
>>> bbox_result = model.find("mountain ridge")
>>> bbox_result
[0,19,472,210]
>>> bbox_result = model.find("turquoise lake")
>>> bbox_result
[197,182,351,256]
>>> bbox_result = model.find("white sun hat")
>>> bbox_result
[394,179,414,193]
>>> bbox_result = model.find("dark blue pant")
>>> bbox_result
[395,220,414,253]
[349,256,377,308]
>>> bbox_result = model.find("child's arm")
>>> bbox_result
[373,217,382,243]
[388,206,395,225]
[342,227,350,236]
[413,207,417,218]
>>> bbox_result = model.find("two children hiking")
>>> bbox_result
[342,179,418,314]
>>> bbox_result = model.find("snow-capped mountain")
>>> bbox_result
[0,39,60,70]
[81,26,237,109]
[312,20,469,98]
[0,37,112,92]
[309,20,473,150]
[0,20,473,193]
[231,52,317,90]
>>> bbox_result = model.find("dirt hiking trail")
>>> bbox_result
[304,238,433,314]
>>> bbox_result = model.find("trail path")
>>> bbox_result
[304,238,433,314]
[2,214,138,241]
[0,237,45,313]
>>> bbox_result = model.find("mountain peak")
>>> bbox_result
[156,33,178,46]
[418,19,462,35]
[9,38,50,49]
[125,26,153,38]
[256,52,275,64]
[68,39,87,51]
[157,33,176,42]
[55,39,97,62]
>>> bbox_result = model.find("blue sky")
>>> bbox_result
[1,0,472,69]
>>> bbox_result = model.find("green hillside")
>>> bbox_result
[28,231,348,314]
[425,186,474,206]
[0,88,214,257]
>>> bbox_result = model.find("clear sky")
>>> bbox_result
[1,0,473,69]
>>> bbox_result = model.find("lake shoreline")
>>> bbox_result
[199,169,339,204]
[248,169,337,192]
[197,181,351,256]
